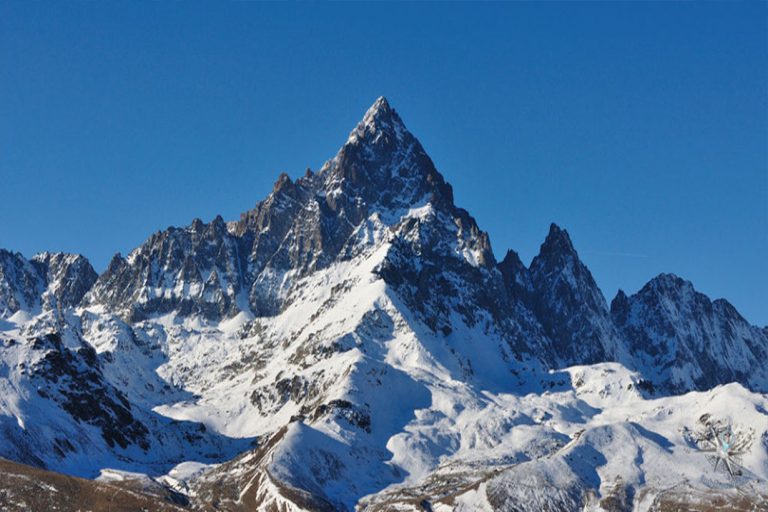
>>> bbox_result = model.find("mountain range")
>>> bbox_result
[0,97,766,511]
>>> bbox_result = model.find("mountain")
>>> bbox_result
[0,250,41,318]
[0,97,766,511]
[0,250,97,319]
[523,223,622,366]
[610,273,768,393]
[84,217,246,321]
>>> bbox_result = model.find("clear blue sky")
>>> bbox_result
[1,2,766,325]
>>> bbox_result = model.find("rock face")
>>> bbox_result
[0,250,42,317]
[84,217,246,321]
[0,97,767,511]
[22,332,150,454]
[31,252,98,313]
[611,273,768,392]
[0,250,96,317]
[507,224,621,367]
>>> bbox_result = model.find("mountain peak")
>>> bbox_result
[314,97,455,216]
[498,248,532,299]
[369,95,391,114]
[609,289,630,321]
[538,223,577,260]
[642,273,692,296]
[364,96,393,121]
[528,223,616,365]
[347,96,407,146]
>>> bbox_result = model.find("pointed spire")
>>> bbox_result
[190,218,205,232]
[536,223,578,262]
[106,252,126,273]
[610,289,630,320]
[272,172,297,198]
[211,214,226,230]
[368,96,391,115]
[317,96,456,217]
[528,223,615,365]
[347,96,407,146]
[498,248,532,299]
[499,249,527,278]
[360,96,393,125]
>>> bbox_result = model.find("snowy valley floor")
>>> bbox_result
[2,363,767,511]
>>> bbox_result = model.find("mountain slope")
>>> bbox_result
[0,457,187,512]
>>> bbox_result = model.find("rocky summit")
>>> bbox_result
[0,98,766,511]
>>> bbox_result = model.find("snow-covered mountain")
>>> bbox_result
[0,97,766,511]
[611,273,768,393]
[504,223,622,367]
[0,250,96,319]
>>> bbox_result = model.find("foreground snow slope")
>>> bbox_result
[363,364,768,511]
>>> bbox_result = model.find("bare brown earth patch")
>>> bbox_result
[646,487,768,512]
[0,458,186,512]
